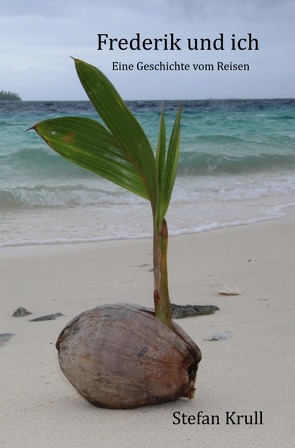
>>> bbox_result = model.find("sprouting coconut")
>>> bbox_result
[32,59,202,409]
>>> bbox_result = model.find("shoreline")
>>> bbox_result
[0,202,293,250]
[1,212,294,447]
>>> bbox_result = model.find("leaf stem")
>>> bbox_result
[153,218,172,327]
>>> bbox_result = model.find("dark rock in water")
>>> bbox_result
[29,312,64,322]
[12,307,32,317]
[0,333,15,347]
[171,304,219,319]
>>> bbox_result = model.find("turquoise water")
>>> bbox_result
[1,99,295,246]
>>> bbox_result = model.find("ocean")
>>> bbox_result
[1,98,295,247]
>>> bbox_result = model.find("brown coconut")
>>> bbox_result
[56,303,202,409]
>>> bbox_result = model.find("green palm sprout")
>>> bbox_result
[32,59,181,327]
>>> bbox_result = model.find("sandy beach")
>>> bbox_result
[1,213,294,448]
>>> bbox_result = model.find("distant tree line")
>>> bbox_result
[0,91,21,101]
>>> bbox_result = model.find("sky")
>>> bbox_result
[0,0,294,100]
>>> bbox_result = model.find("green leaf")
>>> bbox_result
[32,59,181,231]
[155,104,166,192]
[74,59,158,210]
[155,107,166,228]
[33,117,150,200]
[155,107,182,228]
[162,106,182,215]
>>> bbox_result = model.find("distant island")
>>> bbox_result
[0,91,21,101]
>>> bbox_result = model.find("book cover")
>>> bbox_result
[0,1,294,447]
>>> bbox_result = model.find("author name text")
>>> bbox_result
[172,410,263,426]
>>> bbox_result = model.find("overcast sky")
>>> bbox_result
[0,0,294,100]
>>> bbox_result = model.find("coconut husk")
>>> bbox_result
[56,303,202,409]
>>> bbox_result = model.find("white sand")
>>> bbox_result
[1,213,294,447]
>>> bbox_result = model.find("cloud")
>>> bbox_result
[0,0,294,99]
[163,0,295,21]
